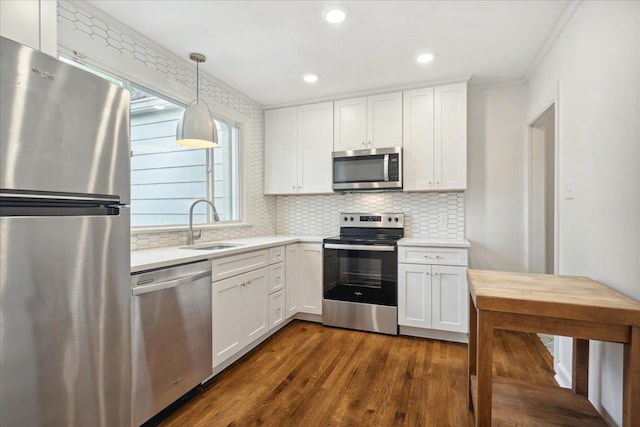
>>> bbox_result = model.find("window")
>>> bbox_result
[59,58,241,228]
[130,87,240,227]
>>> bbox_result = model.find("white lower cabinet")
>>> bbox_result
[298,243,323,315]
[398,263,432,328]
[285,244,299,318]
[398,246,469,340]
[212,263,268,368]
[269,289,286,329]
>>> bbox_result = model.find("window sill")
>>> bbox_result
[131,222,253,235]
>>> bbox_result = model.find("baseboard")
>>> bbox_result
[294,312,322,323]
[399,326,468,343]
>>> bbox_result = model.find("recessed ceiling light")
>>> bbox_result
[323,6,348,24]
[303,73,319,84]
[153,105,166,110]
[416,53,435,64]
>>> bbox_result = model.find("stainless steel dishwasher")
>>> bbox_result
[131,261,212,427]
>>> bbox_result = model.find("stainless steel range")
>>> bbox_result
[322,213,404,335]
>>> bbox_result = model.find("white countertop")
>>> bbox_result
[131,235,470,273]
[397,237,470,248]
[131,235,326,273]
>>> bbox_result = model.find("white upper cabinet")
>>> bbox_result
[298,102,334,194]
[265,107,298,195]
[403,88,435,191]
[0,0,57,56]
[403,82,467,191]
[434,83,467,190]
[334,92,402,151]
[264,102,333,195]
[333,97,367,151]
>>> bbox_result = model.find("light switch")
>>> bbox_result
[564,178,574,200]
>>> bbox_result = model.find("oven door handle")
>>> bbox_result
[324,243,396,252]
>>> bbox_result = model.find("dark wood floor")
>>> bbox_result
[157,321,555,427]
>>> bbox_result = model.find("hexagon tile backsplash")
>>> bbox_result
[275,192,464,239]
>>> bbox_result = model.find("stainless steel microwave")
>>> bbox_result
[332,147,402,191]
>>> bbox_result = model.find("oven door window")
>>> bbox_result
[323,247,397,306]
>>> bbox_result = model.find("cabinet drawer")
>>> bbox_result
[398,246,468,266]
[269,246,285,264]
[268,262,285,294]
[212,250,269,282]
[269,289,285,330]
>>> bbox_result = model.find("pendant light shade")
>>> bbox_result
[176,53,218,148]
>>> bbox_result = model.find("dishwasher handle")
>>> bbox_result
[132,270,211,296]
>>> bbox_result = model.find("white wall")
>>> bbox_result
[527,1,640,424]
[466,84,528,272]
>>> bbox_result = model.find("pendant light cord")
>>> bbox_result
[196,62,199,103]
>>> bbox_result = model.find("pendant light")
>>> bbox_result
[176,53,218,148]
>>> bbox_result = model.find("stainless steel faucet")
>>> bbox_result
[187,199,220,245]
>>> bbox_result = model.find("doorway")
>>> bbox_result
[528,104,557,359]
[529,105,556,275]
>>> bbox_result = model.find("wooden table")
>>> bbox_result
[467,269,640,426]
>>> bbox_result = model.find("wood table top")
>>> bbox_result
[467,269,640,326]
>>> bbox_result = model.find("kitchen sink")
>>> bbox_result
[181,243,242,250]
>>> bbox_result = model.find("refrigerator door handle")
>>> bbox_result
[132,270,211,296]
[0,191,120,204]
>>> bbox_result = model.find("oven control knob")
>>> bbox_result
[350,217,354,221]
[387,217,392,222]
[344,216,348,222]
[394,217,399,222]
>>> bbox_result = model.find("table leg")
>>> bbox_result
[476,310,494,427]
[468,295,477,411]
[572,338,589,397]
[623,326,639,426]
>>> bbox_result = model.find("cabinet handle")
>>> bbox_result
[241,281,245,287]
[276,308,281,312]
[276,276,281,280]
[368,141,372,147]
[247,280,252,285]
[172,377,183,385]
[426,272,430,275]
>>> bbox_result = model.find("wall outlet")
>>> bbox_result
[564,178,575,200]
[439,214,448,229]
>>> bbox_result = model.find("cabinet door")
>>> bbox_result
[367,92,403,148]
[431,265,468,333]
[434,83,467,190]
[243,268,269,344]
[285,244,299,318]
[403,88,435,191]
[0,0,57,57]
[212,275,244,368]
[298,243,322,315]
[265,107,298,194]
[398,263,432,328]
[269,289,286,329]
[298,102,334,194]
[334,97,367,151]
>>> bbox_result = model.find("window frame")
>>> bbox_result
[58,51,251,233]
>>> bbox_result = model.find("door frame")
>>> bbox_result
[525,86,560,276]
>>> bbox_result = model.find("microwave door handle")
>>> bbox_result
[383,154,389,181]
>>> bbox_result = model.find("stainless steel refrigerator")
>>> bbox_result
[0,36,131,426]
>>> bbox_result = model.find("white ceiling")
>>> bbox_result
[88,0,571,107]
